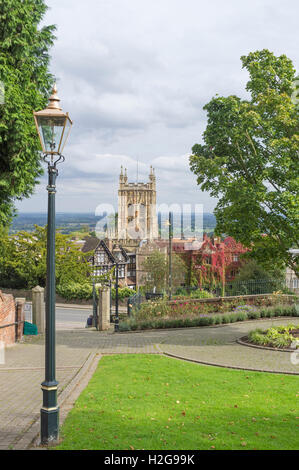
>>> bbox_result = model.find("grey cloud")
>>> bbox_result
[16,0,299,213]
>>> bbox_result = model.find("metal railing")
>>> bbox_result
[127,292,145,316]
[223,279,286,297]
[126,279,291,317]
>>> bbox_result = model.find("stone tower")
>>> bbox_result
[118,166,158,241]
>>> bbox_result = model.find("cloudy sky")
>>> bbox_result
[16,0,298,214]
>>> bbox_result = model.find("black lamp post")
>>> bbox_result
[91,256,98,329]
[166,212,173,300]
[112,245,127,332]
[92,276,98,329]
[113,245,123,332]
[115,260,119,332]
[33,84,72,444]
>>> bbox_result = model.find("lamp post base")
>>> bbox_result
[40,407,59,445]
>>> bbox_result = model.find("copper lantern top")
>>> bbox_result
[33,84,73,155]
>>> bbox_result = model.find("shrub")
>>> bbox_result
[173,288,214,299]
[174,287,188,296]
[197,316,215,326]
[227,313,238,323]
[248,329,266,345]
[214,315,222,325]
[234,305,258,319]
[247,311,260,319]
[259,308,268,318]
[57,282,93,300]
[234,312,248,322]
[221,315,231,324]
[57,282,136,302]
[111,287,136,301]
[266,308,276,318]
[190,289,214,299]
[248,324,299,349]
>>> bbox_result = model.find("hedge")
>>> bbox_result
[56,282,135,301]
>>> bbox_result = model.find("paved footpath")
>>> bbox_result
[0,317,298,449]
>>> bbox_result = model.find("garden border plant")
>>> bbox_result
[241,324,299,351]
[119,302,299,332]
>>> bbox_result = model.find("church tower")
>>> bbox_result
[118,166,158,241]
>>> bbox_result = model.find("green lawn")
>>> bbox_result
[55,355,298,450]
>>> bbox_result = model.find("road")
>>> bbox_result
[25,306,92,330]
[56,307,92,329]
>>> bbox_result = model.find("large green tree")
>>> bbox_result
[0,226,93,289]
[142,250,187,293]
[0,0,56,226]
[190,50,299,277]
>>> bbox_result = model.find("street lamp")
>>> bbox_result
[92,263,98,330]
[33,84,72,445]
[165,212,173,300]
[113,245,123,332]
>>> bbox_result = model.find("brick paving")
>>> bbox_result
[0,317,298,449]
[160,318,299,374]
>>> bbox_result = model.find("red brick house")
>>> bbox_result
[157,234,248,287]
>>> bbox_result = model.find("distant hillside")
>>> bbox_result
[9,212,217,235]
[9,213,106,234]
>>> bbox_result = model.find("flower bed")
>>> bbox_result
[245,324,299,349]
[130,294,296,320]
[119,303,299,332]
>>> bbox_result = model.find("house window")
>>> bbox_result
[94,265,109,276]
[128,255,136,272]
[292,278,299,289]
[95,252,105,264]
[233,254,239,262]
[127,270,136,278]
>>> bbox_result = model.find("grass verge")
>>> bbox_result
[54,355,299,450]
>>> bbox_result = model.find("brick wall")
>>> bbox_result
[0,291,16,346]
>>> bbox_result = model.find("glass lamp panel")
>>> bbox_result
[36,116,66,154]
[60,117,72,154]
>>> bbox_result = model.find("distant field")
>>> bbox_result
[9,212,105,234]
[10,212,216,235]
